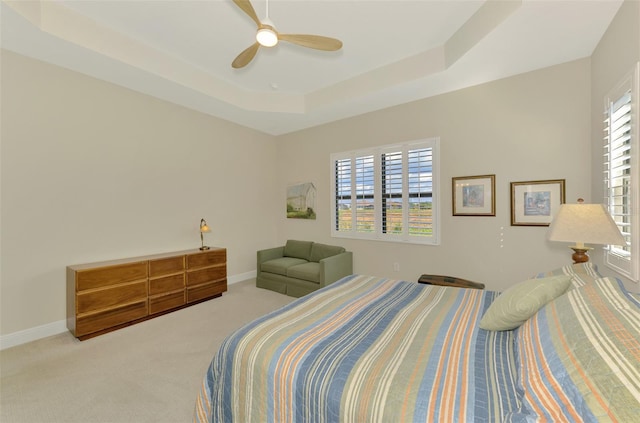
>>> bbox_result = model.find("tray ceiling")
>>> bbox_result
[1,0,624,135]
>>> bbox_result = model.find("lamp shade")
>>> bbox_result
[547,203,626,247]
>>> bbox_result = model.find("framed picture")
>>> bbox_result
[286,182,317,219]
[510,179,565,226]
[452,174,496,216]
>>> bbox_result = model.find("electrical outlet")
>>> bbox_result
[393,262,400,272]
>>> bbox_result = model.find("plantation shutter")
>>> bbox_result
[603,63,639,282]
[382,151,403,234]
[604,89,632,257]
[355,155,375,233]
[407,147,433,235]
[331,138,439,245]
[335,158,352,231]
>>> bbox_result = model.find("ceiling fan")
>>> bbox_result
[231,0,343,69]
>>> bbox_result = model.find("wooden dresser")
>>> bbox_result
[67,248,226,340]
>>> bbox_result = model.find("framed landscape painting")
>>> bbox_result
[287,182,317,219]
[452,174,496,216]
[510,179,565,226]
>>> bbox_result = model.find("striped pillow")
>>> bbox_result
[512,277,640,422]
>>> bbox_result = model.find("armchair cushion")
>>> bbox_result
[261,257,309,276]
[310,243,346,262]
[287,262,321,283]
[283,240,313,261]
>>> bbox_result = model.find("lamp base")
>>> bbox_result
[199,246,210,251]
[570,247,591,263]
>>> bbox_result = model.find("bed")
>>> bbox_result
[194,263,640,422]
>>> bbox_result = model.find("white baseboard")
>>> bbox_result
[0,271,258,350]
[0,319,68,351]
[228,270,256,284]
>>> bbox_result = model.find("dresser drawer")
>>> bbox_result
[77,281,148,314]
[76,301,148,337]
[149,274,184,295]
[187,280,226,303]
[149,291,185,315]
[149,256,185,277]
[76,262,147,291]
[187,249,226,269]
[187,265,226,286]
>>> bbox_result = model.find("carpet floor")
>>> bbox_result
[0,279,294,423]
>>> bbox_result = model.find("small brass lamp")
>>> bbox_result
[199,218,211,250]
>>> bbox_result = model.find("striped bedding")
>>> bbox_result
[194,275,520,422]
[194,268,640,423]
[509,276,640,422]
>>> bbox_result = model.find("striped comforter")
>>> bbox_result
[195,268,640,422]
[194,275,520,422]
[510,276,640,422]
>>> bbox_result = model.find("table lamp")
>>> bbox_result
[199,218,211,250]
[547,198,626,263]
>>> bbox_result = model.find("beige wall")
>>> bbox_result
[1,50,279,337]
[2,1,638,343]
[276,59,593,291]
[590,0,640,289]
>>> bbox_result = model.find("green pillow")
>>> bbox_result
[479,275,571,331]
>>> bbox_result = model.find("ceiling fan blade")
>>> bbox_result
[232,0,261,27]
[232,42,261,68]
[278,34,343,51]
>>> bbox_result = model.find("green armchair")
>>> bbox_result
[257,240,353,297]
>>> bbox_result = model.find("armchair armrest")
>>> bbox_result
[319,251,353,287]
[257,246,285,272]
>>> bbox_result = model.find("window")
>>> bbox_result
[603,63,639,282]
[331,138,439,245]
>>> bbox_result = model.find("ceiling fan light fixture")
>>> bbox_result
[231,0,342,68]
[256,27,278,47]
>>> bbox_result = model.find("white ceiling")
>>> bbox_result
[1,0,624,135]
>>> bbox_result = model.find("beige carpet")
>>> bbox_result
[0,279,294,423]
